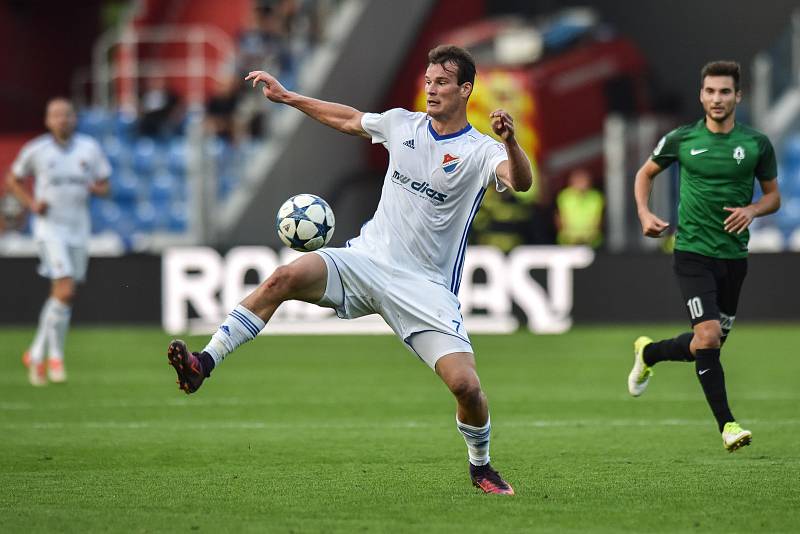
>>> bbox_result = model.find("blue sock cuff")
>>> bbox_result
[229,305,265,338]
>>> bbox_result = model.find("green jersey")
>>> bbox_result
[651,119,777,259]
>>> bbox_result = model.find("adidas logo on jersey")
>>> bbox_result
[403,139,415,149]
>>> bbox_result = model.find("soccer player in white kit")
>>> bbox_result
[6,98,111,386]
[168,46,533,494]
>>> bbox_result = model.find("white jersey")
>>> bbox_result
[11,133,111,245]
[354,108,508,294]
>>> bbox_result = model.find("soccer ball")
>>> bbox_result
[275,194,335,252]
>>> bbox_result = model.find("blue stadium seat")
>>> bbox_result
[91,198,123,234]
[782,133,800,167]
[132,137,167,176]
[780,135,800,195]
[77,108,112,138]
[134,201,157,232]
[114,202,140,238]
[167,138,188,175]
[776,196,800,237]
[114,112,138,143]
[101,137,132,171]
[167,202,189,232]
[79,115,197,238]
[110,169,140,203]
[150,171,178,203]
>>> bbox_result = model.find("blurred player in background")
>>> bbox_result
[167,45,532,494]
[629,61,780,451]
[6,98,111,386]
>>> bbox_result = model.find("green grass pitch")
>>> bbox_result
[1,324,799,532]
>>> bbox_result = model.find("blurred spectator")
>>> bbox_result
[235,1,296,138]
[554,168,604,247]
[237,1,295,83]
[472,187,549,252]
[138,77,182,138]
[205,76,242,142]
[277,0,327,59]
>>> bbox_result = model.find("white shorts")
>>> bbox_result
[313,247,472,369]
[37,239,88,282]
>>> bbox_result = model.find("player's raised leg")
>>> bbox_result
[627,332,694,396]
[435,352,514,495]
[168,253,329,394]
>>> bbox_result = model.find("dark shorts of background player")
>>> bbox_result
[673,250,748,339]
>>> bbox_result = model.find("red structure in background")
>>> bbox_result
[0,1,104,134]
[383,12,650,203]
[0,0,253,177]
[122,0,252,106]
[369,0,486,170]
[0,1,105,186]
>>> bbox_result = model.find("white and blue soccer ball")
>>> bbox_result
[275,194,335,252]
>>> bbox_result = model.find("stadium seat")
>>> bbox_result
[782,133,800,168]
[77,108,112,138]
[167,138,188,175]
[149,171,178,203]
[110,170,140,203]
[134,201,158,232]
[114,112,138,142]
[91,198,123,234]
[167,201,189,232]
[132,137,167,176]
[101,136,133,171]
[776,196,800,237]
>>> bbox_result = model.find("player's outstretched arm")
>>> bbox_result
[245,70,368,138]
[491,109,532,192]
[634,159,670,237]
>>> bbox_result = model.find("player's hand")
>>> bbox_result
[723,205,756,234]
[89,180,110,197]
[490,109,515,142]
[245,70,289,103]
[31,200,48,215]
[638,210,669,237]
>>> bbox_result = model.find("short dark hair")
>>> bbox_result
[701,60,741,91]
[428,45,476,86]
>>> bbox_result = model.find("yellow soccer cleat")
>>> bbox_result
[722,422,752,452]
[628,336,653,397]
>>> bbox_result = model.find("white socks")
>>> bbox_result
[457,416,491,466]
[47,299,71,361]
[29,299,53,364]
[29,298,71,363]
[202,305,266,365]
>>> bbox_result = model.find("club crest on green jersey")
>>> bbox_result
[733,146,745,164]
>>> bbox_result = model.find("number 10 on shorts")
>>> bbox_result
[687,297,704,320]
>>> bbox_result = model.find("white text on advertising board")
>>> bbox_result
[162,246,594,335]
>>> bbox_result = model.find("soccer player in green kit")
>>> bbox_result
[628,61,781,452]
